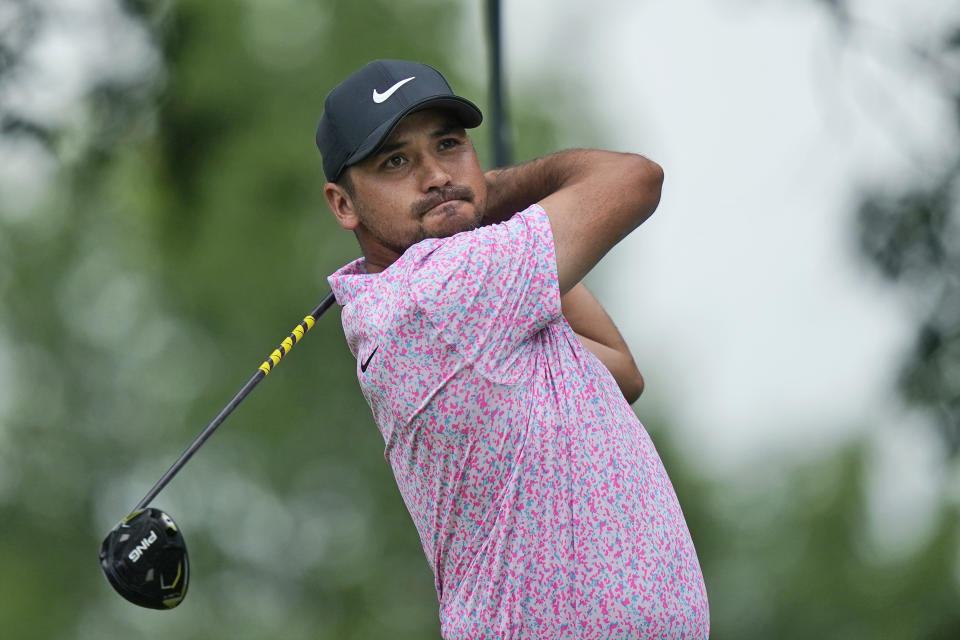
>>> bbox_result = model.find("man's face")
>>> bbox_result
[325,109,487,268]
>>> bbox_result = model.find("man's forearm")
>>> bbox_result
[484,148,662,294]
[562,283,644,403]
[482,150,590,224]
[574,332,645,404]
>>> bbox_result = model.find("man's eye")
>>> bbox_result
[439,138,460,150]
[384,155,406,169]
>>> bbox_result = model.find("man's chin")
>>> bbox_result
[423,203,481,238]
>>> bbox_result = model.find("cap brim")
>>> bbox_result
[343,96,483,173]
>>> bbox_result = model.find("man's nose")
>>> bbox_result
[419,154,452,191]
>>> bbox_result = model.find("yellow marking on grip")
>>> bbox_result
[257,315,318,376]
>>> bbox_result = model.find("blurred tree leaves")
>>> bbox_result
[814,0,960,458]
[847,19,960,454]
[858,181,960,453]
[810,0,960,456]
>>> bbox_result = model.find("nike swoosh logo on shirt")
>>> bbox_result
[372,77,415,103]
[360,345,379,373]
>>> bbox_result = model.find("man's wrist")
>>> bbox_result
[482,167,529,224]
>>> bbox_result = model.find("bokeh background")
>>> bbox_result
[2,0,959,638]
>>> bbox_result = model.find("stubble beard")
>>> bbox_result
[357,185,486,256]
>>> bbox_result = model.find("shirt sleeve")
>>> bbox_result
[407,204,562,378]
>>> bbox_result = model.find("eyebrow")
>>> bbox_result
[374,120,465,157]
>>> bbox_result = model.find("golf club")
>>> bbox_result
[486,0,511,168]
[99,291,337,609]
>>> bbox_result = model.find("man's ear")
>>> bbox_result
[324,182,359,231]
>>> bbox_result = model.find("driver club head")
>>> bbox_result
[99,507,189,610]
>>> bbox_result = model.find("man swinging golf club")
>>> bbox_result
[319,59,709,639]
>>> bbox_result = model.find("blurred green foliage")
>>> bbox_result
[0,1,958,639]
[842,15,960,456]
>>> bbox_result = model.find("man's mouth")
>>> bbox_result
[423,199,465,217]
[415,187,474,218]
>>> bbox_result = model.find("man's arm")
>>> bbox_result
[562,283,644,403]
[484,149,663,294]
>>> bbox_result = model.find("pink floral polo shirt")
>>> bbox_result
[328,205,709,639]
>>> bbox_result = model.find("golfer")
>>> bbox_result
[318,59,709,639]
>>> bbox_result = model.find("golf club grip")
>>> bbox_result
[132,291,337,512]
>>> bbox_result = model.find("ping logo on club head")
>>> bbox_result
[127,530,158,563]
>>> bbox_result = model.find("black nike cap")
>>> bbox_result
[316,59,483,182]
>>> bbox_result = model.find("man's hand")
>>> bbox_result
[562,283,644,404]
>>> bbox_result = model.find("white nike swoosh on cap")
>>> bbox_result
[372,76,415,103]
